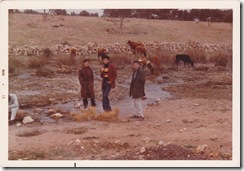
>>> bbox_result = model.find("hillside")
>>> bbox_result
[9,13,232,48]
[8,12,233,161]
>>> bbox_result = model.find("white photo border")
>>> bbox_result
[0,0,240,167]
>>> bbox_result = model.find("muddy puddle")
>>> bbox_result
[33,81,171,123]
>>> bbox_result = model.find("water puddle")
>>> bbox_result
[38,82,170,122]
[17,73,31,79]
[26,79,171,123]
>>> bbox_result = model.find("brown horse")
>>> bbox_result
[135,45,147,57]
[127,40,146,56]
[97,48,108,60]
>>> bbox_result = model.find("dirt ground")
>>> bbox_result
[8,60,232,160]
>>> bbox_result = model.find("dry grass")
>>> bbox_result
[55,55,83,69]
[187,49,207,64]
[94,108,119,122]
[9,13,232,47]
[148,48,175,66]
[70,107,119,122]
[110,54,132,68]
[36,68,55,77]
[28,57,49,69]
[70,107,97,121]
[209,52,232,67]
[9,56,26,68]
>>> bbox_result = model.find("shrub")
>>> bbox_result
[9,56,25,68]
[110,53,132,68]
[209,52,232,67]
[36,68,55,77]
[42,48,53,58]
[186,48,207,64]
[149,48,175,66]
[56,55,82,67]
[28,57,48,69]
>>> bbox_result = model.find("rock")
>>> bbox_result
[33,108,44,114]
[155,98,161,103]
[166,119,171,123]
[73,139,81,146]
[47,109,56,115]
[142,137,151,143]
[16,123,22,127]
[209,135,218,141]
[50,113,63,119]
[140,147,146,153]
[48,98,56,102]
[74,103,81,108]
[115,140,120,144]
[129,132,134,136]
[158,140,166,146]
[196,144,208,153]
[179,129,183,133]
[22,116,34,124]
[194,103,200,106]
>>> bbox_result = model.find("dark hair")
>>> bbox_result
[102,55,110,60]
[132,60,140,64]
[83,59,89,63]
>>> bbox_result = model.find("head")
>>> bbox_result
[82,59,89,67]
[132,60,140,70]
[102,55,110,64]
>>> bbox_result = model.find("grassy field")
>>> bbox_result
[9,13,232,48]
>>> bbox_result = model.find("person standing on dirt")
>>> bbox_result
[9,93,19,125]
[100,55,117,112]
[129,60,145,121]
[78,59,96,109]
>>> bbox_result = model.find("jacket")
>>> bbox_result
[100,63,117,88]
[129,67,145,99]
[78,66,95,99]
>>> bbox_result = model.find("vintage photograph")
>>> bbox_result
[1,0,240,167]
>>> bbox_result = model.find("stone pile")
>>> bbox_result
[9,41,232,58]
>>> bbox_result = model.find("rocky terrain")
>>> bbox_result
[8,13,233,161]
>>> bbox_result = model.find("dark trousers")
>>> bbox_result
[102,82,112,111]
[83,98,96,109]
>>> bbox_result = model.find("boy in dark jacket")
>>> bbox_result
[129,60,145,120]
[79,59,96,109]
[100,55,117,112]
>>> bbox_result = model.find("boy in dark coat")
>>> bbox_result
[78,59,96,109]
[100,55,117,112]
[129,60,145,120]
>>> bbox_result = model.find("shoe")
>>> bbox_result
[141,96,147,100]
[130,115,139,118]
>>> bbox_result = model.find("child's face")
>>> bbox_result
[103,58,109,64]
[133,63,140,70]
[84,61,89,67]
